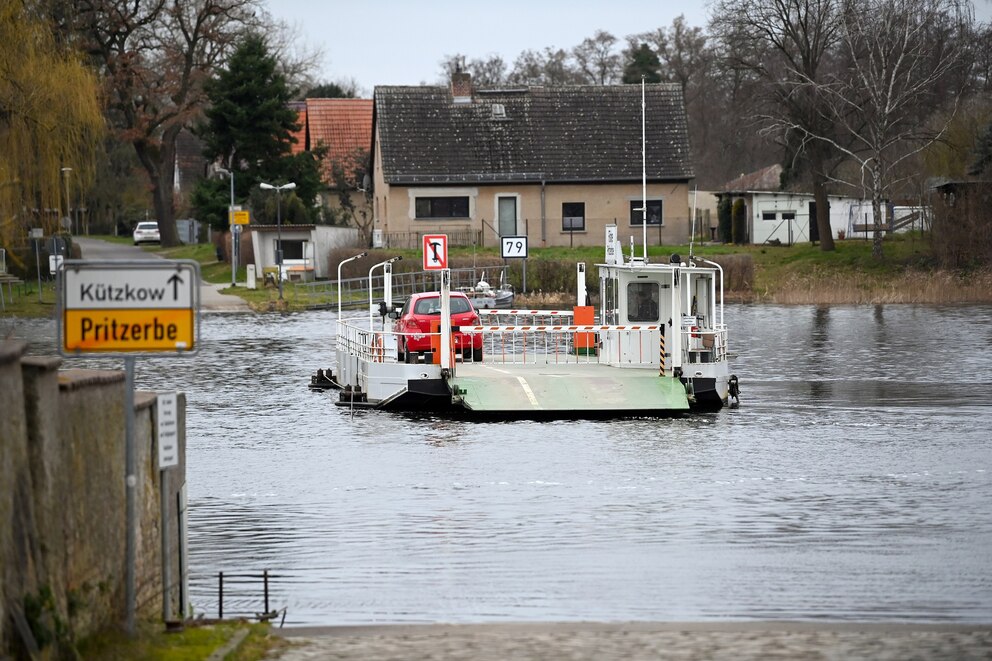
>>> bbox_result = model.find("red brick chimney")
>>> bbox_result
[451,71,472,104]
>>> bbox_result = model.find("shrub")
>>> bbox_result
[732,199,748,244]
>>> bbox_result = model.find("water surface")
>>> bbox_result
[5,304,991,624]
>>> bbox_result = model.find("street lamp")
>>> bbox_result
[368,256,402,330]
[60,167,72,234]
[216,167,236,286]
[337,251,368,319]
[258,181,296,300]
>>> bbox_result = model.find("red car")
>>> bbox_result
[392,292,483,363]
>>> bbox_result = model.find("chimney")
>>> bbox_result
[451,71,472,104]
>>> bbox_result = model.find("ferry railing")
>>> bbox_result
[301,267,511,310]
[680,325,729,365]
[337,317,729,370]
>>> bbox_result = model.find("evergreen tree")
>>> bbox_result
[622,43,662,84]
[194,33,323,229]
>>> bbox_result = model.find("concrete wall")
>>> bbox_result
[0,341,186,656]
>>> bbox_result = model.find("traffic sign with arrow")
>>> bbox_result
[59,260,201,355]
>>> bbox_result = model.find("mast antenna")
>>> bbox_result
[641,77,647,262]
[689,185,698,261]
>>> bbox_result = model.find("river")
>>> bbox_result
[4,303,991,625]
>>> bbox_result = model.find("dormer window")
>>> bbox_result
[491,103,506,119]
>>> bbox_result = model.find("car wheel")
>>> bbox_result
[472,347,483,362]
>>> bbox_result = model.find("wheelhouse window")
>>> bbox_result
[415,196,470,219]
[629,199,663,226]
[562,202,585,231]
[627,282,660,322]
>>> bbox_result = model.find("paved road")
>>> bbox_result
[73,237,251,313]
[265,621,992,660]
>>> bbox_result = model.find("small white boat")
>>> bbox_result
[460,273,514,310]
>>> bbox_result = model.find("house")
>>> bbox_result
[250,224,360,281]
[716,165,890,244]
[290,98,373,225]
[369,73,695,249]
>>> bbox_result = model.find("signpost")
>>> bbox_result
[229,209,249,288]
[59,261,199,355]
[501,235,529,293]
[58,260,200,635]
[423,234,448,271]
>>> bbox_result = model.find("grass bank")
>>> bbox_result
[2,234,989,319]
[71,620,285,661]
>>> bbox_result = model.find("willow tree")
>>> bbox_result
[0,2,102,266]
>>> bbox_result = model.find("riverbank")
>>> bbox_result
[3,235,990,319]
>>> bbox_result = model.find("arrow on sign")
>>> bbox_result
[168,273,184,300]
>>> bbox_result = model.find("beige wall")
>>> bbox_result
[373,178,693,249]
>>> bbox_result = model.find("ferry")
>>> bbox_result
[313,81,737,416]
[311,225,738,417]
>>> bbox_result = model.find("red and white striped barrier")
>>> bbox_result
[463,325,660,332]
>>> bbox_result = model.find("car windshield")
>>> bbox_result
[413,297,472,315]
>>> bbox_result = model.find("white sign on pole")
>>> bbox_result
[500,236,528,259]
[605,225,621,265]
[157,392,179,469]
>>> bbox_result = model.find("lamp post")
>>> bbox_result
[60,167,72,234]
[368,256,402,330]
[216,167,236,286]
[337,252,368,319]
[259,181,296,300]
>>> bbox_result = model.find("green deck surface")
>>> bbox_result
[451,363,690,412]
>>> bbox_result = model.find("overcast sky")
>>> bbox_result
[267,0,991,95]
[266,0,712,94]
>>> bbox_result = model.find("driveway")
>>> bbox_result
[73,237,251,313]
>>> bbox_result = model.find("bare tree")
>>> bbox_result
[572,30,621,84]
[807,0,973,257]
[711,0,843,250]
[507,47,581,85]
[438,54,508,86]
[75,0,261,246]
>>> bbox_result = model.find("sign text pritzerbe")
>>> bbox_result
[60,261,200,355]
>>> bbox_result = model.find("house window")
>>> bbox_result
[782,211,796,221]
[629,199,663,226]
[280,240,305,260]
[762,212,777,221]
[415,196,470,219]
[562,202,585,231]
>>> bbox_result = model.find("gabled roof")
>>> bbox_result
[373,84,694,185]
[721,164,783,193]
[303,98,373,165]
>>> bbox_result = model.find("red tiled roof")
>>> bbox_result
[304,98,373,180]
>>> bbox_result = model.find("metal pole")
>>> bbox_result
[34,239,42,302]
[276,190,283,301]
[125,357,137,635]
[230,172,236,287]
[161,467,171,622]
